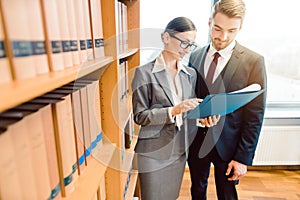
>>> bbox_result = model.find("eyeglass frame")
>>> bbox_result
[168,32,197,51]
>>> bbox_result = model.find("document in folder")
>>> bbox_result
[186,84,265,119]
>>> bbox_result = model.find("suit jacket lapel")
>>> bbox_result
[153,70,175,105]
[221,43,243,90]
[200,46,210,78]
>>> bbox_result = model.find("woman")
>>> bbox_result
[132,17,219,199]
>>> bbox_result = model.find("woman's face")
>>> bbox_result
[164,30,197,60]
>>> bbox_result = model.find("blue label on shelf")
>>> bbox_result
[31,41,46,55]
[97,132,103,142]
[49,182,61,200]
[80,40,86,50]
[86,147,91,157]
[62,40,71,52]
[0,41,6,58]
[91,132,103,150]
[79,153,85,166]
[12,40,32,57]
[91,139,97,150]
[86,39,93,49]
[64,173,73,187]
[72,162,78,174]
[70,40,78,51]
[94,38,104,48]
[51,40,62,54]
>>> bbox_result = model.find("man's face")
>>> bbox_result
[209,12,242,50]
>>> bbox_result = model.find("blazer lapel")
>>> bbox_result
[200,46,210,78]
[153,70,175,105]
[221,43,243,90]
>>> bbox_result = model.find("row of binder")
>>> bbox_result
[119,59,129,101]
[0,0,106,84]
[0,79,104,199]
[116,1,129,54]
[124,114,134,150]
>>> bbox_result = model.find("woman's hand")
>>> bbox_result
[199,115,220,127]
[171,98,201,116]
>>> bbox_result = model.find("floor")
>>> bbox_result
[178,167,300,200]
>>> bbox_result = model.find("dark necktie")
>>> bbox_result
[206,52,220,85]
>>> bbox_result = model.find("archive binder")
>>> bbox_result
[13,102,62,199]
[187,84,265,119]
[0,110,51,199]
[0,127,23,199]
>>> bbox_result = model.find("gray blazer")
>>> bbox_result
[132,59,197,160]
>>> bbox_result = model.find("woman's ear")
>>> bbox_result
[161,32,170,44]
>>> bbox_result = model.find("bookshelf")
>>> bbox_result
[64,142,115,200]
[0,0,140,199]
[0,57,112,112]
[100,0,140,199]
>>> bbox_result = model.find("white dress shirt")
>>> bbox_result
[152,53,191,130]
[204,40,236,83]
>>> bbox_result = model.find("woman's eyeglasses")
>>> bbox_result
[169,33,197,51]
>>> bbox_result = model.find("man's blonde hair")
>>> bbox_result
[211,0,246,21]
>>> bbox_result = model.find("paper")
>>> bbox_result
[228,83,261,94]
[186,84,265,119]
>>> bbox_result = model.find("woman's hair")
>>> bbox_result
[211,0,246,21]
[164,17,196,34]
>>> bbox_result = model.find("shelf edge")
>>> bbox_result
[0,56,113,112]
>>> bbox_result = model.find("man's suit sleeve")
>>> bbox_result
[233,55,267,165]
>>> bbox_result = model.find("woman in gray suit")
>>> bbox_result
[132,17,219,200]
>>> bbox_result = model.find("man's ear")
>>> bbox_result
[208,18,212,27]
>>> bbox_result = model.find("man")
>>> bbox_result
[188,0,267,199]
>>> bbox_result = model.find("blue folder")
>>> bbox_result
[186,89,265,119]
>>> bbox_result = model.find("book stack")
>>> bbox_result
[0,0,106,85]
[0,109,51,199]
[0,8,12,84]
[119,59,129,101]
[0,78,104,199]
[116,1,128,54]
[0,0,138,199]
[89,0,105,59]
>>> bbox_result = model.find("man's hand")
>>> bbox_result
[226,160,247,181]
[199,115,220,127]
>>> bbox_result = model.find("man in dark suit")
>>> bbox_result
[188,0,267,199]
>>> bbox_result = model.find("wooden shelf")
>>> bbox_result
[122,135,138,172]
[118,48,139,60]
[0,56,113,112]
[100,0,140,199]
[121,169,138,200]
[125,170,138,200]
[119,96,133,130]
[0,0,140,199]
[126,134,138,154]
[63,142,115,200]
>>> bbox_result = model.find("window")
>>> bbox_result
[236,0,300,117]
[237,0,300,104]
[140,0,300,116]
[140,0,211,65]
